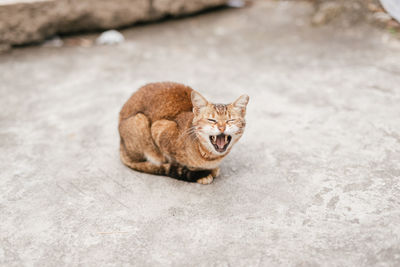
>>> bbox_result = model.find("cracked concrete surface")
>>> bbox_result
[1,1,400,266]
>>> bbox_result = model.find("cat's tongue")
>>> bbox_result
[216,135,226,149]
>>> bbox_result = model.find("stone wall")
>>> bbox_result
[0,0,228,50]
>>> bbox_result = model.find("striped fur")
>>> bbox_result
[119,82,249,184]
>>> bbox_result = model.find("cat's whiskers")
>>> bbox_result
[183,126,196,136]
[177,126,198,145]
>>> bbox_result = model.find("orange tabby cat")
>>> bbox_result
[118,82,249,184]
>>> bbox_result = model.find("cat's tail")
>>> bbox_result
[167,164,212,182]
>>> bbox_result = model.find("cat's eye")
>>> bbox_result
[227,119,236,123]
[207,119,217,123]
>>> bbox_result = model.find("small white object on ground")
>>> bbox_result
[42,35,63,47]
[227,0,245,8]
[380,0,400,23]
[96,30,125,45]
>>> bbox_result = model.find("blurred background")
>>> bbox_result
[0,0,399,51]
[1,0,400,266]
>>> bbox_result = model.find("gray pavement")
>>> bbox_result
[1,1,400,266]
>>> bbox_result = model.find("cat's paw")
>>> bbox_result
[211,168,220,178]
[196,174,214,185]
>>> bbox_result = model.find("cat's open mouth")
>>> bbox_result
[209,134,232,153]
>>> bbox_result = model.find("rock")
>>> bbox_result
[367,3,382,12]
[96,30,125,45]
[0,43,11,53]
[151,0,227,16]
[0,0,229,48]
[372,11,392,23]
[380,0,400,23]
[312,2,343,26]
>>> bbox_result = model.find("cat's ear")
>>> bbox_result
[191,91,208,115]
[232,94,249,115]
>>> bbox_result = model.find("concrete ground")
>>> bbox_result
[1,1,400,266]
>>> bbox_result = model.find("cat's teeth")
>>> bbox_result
[225,135,228,143]
[211,136,216,142]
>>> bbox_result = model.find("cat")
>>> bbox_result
[118,82,249,184]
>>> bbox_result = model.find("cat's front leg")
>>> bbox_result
[211,167,220,178]
[151,119,179,154]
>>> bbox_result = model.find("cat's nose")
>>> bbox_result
[218,125,225,133]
